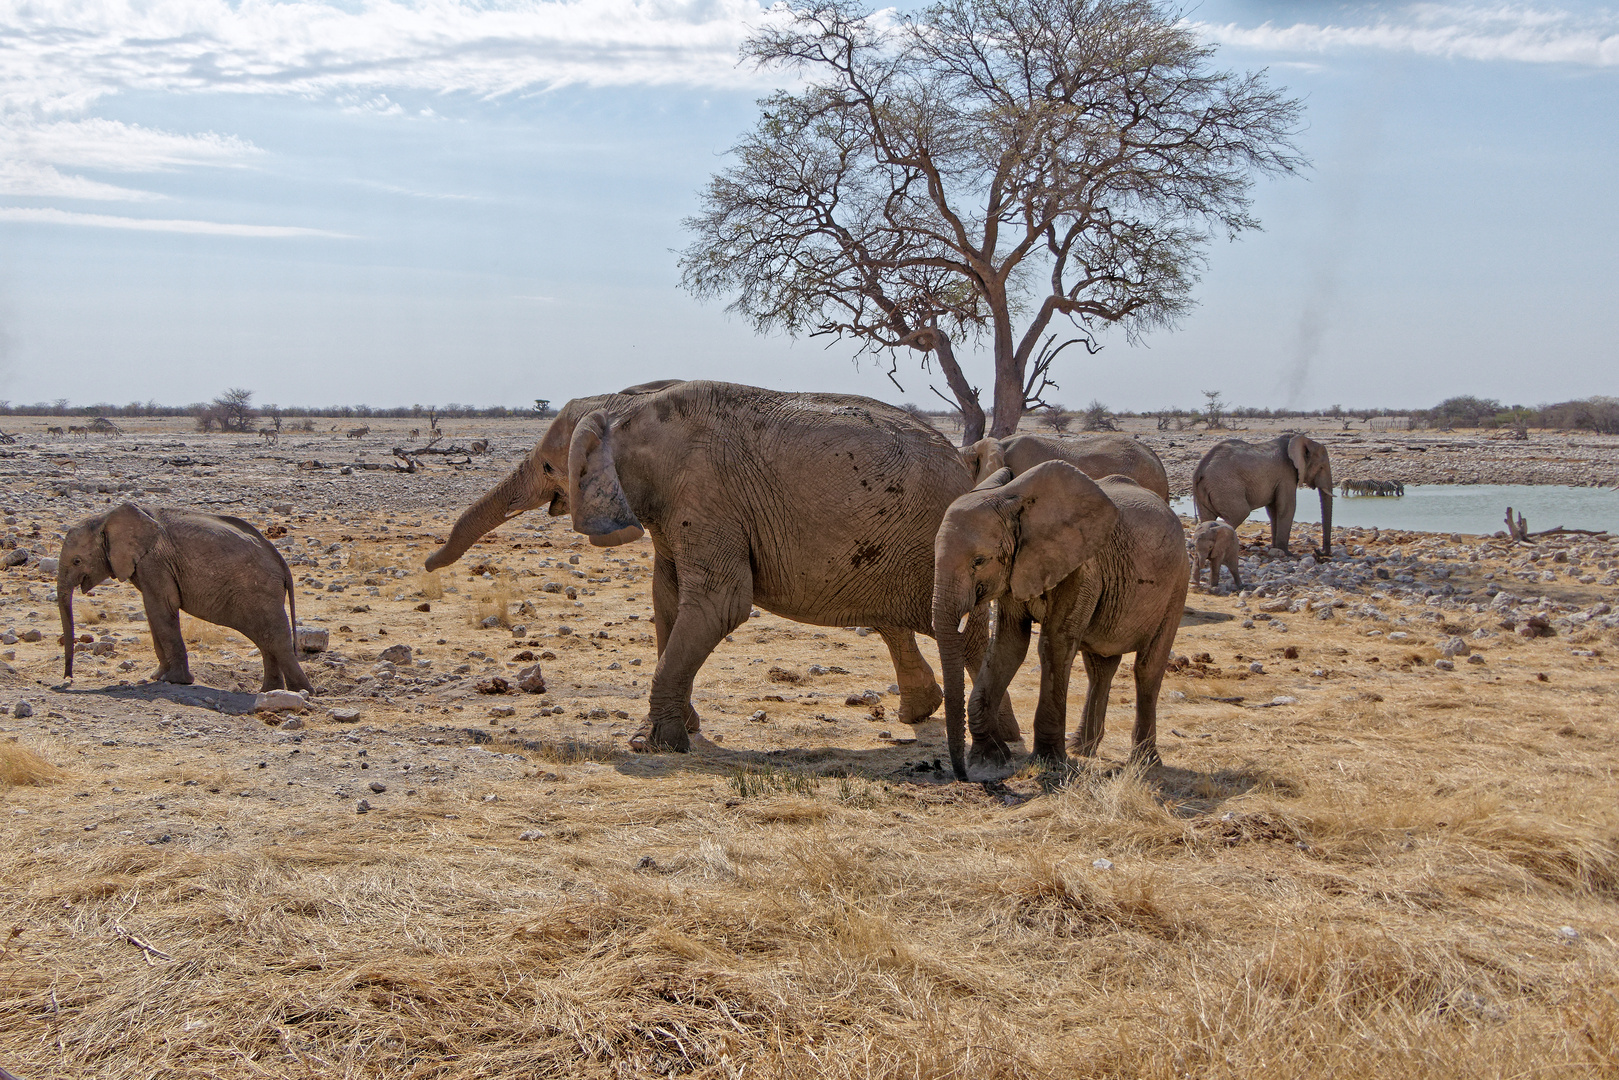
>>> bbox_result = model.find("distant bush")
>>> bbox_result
[1537,397,1619,434]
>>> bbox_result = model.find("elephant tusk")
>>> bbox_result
[957,613,970,634]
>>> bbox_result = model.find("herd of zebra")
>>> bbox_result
[1339,478,1405,496]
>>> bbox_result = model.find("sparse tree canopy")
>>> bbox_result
[212,387,256,433]
[680,0,1304,443]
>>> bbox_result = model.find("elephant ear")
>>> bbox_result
[1288,434,1331,489]
[973,466,1013,492]
[1007,462,1119,602]
[568,410,645,547]
[960,438,1005,484]
[104,503,162,581]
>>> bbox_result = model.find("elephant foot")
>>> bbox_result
[153,668,193,686]
[683,703,702,733]
[967,739,1013,769]
[897,681,943,725]
[1067,731,1103,757]
[1126,742,1162,768]
[629,717,691,753]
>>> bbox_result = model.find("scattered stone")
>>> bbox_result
[767,666,803,684]
[476,677,512,695]
[329,708,362,723]
[1249,662,1264,674]
[378,643,412,665]
[1433,658,1455,671]
[1092,858,1113,870]
[1467,654,1487,665]
[356,799,370,813]
[255,690,311,713]
[490,704,516,718]
[516,664,547,693]
[749,710,768,722]
[480,616,502,629]
[19,629,42,643]
[14,700,33,718]
[519,830,545,841]
[281,716,305,730]
[1558,926,1580,941]
[416,602,432,612]
[1439,636,1471,658]
[369,781,387,794]
[2,549,28,567]
[37,557,58,574]
[296,628,329,653]
[1388,632,1409,641]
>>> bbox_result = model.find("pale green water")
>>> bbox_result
[1171,484,1619,536]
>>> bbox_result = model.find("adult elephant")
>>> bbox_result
[426,380,1019,753]
[1192,434,1334,556]
[960,433,1170,502]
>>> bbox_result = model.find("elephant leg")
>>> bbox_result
[651,550,700,733]
[1069,650,1121,757]
[257,630,311,694]
[143,590,192,685]
[876,626,941,724]
[1129,622,1180,766]
[967,608,1031,768]
[632,568,751,753]
[1227,555,1243,589]
[1032,629,1080,762]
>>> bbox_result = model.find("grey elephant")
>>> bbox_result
[57,503,310,692]
[960,433,1170,501]
[426,379,1019,753]
[1191,434,1333,556]
[931,462,1189,780]
[1192,520,1242,590]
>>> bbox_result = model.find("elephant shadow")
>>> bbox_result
[56,680,261,716]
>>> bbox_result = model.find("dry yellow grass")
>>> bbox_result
[0,743,61,787]
[2,506,1618,1078]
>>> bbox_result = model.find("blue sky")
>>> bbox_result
[0,0,1615,413]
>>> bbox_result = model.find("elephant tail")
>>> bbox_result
[1191,472,1215,522]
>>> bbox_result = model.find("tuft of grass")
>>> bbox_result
[0,743,61,787]
[729,765,819,799]
[416,571,444,601]
[472,577,514,628]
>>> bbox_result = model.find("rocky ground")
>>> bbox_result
[2,416,1618,1078]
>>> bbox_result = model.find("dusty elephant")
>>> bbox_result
[426,379,1019,753]
[960,433,1170,501]
[57,503,310,692]
[932,462,1188,780]
[1192,434,1333,556]
[1191,520,1242,590]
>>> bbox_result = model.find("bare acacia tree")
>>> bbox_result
[681,0,1303,443]
[213,388,256,433]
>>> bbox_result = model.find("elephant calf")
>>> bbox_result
[57,503,311,692]
[1192,521,1242,591]
[932,462,1189,780]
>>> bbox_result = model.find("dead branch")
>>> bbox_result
[113,924,173,964]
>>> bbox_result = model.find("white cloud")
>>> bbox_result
[0,160,157,201]
[1198,5,1619,66]
[0,0,776,204]
[0,206,353,237]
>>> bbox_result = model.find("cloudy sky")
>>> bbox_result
[0,0,1615,413]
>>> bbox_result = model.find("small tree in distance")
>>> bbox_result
[213,388,256,433]
[1201,390,1225,430]
[1041,406,1074,434]
[680,0,1304,444]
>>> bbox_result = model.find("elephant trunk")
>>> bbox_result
[1318,487,1333,557]
[932,584,970,782]
[426,458,549,571]
[58,581,74,679]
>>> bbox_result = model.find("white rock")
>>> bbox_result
[254,690,310,713]
[1092,858,1113,871]
[296,628,329,653]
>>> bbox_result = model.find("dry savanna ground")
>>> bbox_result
[0,416,1617,1078]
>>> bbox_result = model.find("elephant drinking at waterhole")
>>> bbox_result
[1192,434,1334,556]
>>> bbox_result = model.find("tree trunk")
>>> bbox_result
[928,331,985,446]
[987,296,1024,438]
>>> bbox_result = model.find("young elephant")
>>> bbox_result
[1192,521,1242,590]
[959,433,1170,501]
[57,503,310,692]
[932,462,1189,780]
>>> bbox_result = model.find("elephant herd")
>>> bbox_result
[57,380,1334,783]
